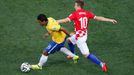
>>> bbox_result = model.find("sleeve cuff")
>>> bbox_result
[93,16,96,19]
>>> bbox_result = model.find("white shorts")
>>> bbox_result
[68,34,89,55]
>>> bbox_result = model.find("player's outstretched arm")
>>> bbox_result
[57,18,70,24]
[94,16,117,24]
[60,27,70,37]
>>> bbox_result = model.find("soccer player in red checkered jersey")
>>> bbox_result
[57,0,117,72]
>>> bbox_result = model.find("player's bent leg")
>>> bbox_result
[60,47,76,57]
[31,41,58,70]
[76,37,102,66]
[67,43,75,59]
[76,38,108,72]
[60,47,79,63]
[38,51,48,67]
[66,36,76,59]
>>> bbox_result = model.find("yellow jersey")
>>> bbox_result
[43,17,66,44]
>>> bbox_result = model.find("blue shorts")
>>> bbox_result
[44,39,66,54]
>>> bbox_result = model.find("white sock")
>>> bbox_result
[38,54,48,67]
[60,47,76,57]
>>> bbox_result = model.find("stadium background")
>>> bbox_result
[0,0,133,75]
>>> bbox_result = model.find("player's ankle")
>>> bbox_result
[38,64,42,68]
[100,62,103,67]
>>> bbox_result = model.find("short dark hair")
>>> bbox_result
[37,14,48,22]
[75,0,84,8]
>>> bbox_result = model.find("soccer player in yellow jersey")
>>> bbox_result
[31,14,79,70]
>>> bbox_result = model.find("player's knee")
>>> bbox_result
[66,38,70,43]
[83,53,90,57]
[42,51,48,56]
[60,47,65,51]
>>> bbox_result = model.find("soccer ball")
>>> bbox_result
[20,62,31,72]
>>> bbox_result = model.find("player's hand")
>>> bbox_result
[43,33,49,38]
[70,32,75,36]
[110,19,117,24]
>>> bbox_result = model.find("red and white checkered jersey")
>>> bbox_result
[75,30,87,40]
[68,9,95,40]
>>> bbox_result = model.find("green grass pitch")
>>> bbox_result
[0,0,134,75]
